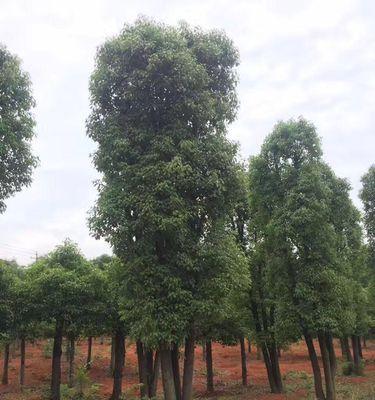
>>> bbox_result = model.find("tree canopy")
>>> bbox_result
[0,45,38,212]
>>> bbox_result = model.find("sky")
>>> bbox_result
[0,0,374,264]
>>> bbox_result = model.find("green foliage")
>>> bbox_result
[0,45,38,213]
[87,18,243,346]
[25,240,106,338]
[360,165,375,253]
[248,117,362,340]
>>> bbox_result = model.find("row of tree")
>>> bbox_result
[1,18,375,400]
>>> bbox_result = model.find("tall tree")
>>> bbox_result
[0,45,38,212]
[360,165,375,261]
[248,118,350,400]
[88,18,241,400]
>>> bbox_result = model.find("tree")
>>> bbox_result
[360,165,375,262]
[0,260,18,385]
[87,18,241,400]
[248,118,351,400]
[0,45,38,213]
[26,240,101,400]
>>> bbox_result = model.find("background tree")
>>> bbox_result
[0,260,19,385]
[88,18,241,400]
[0,45,38,213]
[248,118,352,400]
[26,240,101,400]
[360,165,375,264]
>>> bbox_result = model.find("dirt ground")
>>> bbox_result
[1,338,375,399]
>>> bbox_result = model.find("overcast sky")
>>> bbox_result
[0,0,374,264]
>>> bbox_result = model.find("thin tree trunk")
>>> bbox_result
[160,346,177,400]
[171,343,181,400]
[51,320,63,400]
[171,345,181,399]
[111,331,125,400]
[240,337,247,386]
[68,337,75,388]
[2,343,10,385]
[358,335,363,359]
[363,336,367,348]
[318,333,335,400]
[205,340,214,393]
[150,351,160,398]
[182,335,195,400]
[202,343,206,362]
[136,340,148,398]
[256,344,262,360]
[20,338,26,387]
[352,335,361,375]
[260,343,277,393]
[108,336,115,377]
[326,334,337,377]
[269,343,283,393]
[86,336,93,370]
[339,338,345,358]
[65,338,70,362]
[304,332,325,400]
[247,338,252,354]
[342,336,353,363]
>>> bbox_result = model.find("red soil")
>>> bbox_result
[1,339,374,399]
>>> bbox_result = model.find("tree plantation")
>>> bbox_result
[1,18,375,400]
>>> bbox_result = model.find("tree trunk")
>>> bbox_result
[318,333,335,400]
[256,344,262,360]
[171,344,181,400]
[205,340,214,393]
[240,337,247,386]
[326,333,337,377]
[150,351,160,398]
[339,338,345,358]
[342,336,353,363]
[111,331,125,400]
[352,335,361,375]
[358,335,363,359]
[202,343,206,362]
[247,338,252,354]
[136,340,148,398]
[2,343,10,385]
[269,343,283,393]
[86,336,93,370]
[20,338,26,387]
[108,336,115,377]
[160,346,177,400]
[68,337,75,388]
[304,332,325,400]
[65,338,70,362]
[182,335,195,400]
[259,343,278,393]
[51,320,63,400]
[363,336,367,348]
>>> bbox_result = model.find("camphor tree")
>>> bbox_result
[360,165,375,263]
[248,118,351,400]
[88,18,242,400]
[0,260,19,385]
[360,166,375,351]
[25,240,102,400]
[0,45,38,212]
